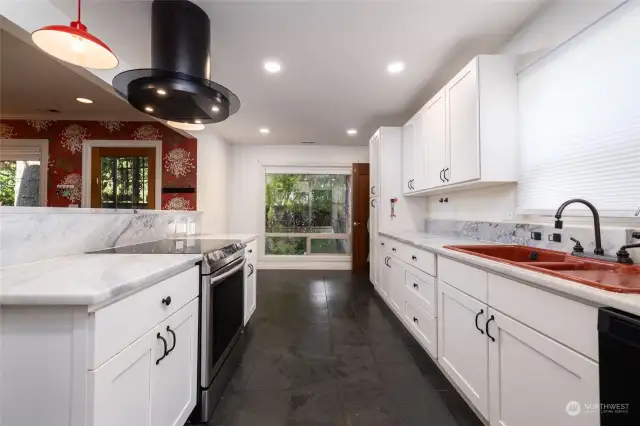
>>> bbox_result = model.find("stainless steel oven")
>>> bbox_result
[193,246,247,423]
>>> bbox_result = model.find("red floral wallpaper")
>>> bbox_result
[0,120,197,210]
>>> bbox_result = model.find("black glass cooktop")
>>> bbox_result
[89,238,241,255]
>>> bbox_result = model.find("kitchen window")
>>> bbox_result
[0,139,48,207]
[265,170,351,256]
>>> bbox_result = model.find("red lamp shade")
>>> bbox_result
[31,20,118,70]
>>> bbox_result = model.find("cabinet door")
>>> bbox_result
[369,132,380,197]
[369,198,379,287]
[438,282,489,419]
[388,256,405,314]
[377,248,389,299]
[244,261,257,325]
[412,111,426,191]
[446,60,479,185]
[151,299,199,426]
[488,309,599,426]
[90,325,159,426]
[424,90,447,189]
[401,121,415,194]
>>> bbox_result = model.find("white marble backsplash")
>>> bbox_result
[425,218,638,260]
[0,207,202,267]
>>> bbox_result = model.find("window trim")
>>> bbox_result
[263,166,352,258]
[0,139,48,206]
[82,140,162,209]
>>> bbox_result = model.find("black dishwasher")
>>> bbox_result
[598,308,640,425]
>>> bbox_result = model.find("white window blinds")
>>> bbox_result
[516,2,640,214]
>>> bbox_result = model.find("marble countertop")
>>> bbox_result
[0,253,202,310]
[381,230,640,317]
[178,233,259,243]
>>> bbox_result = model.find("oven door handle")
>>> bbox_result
[210,258,247,285]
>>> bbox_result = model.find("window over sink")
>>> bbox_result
[264,170,351,256]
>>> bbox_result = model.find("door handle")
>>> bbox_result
[354,222,360,226]
[156,333,168,365]
[439,169,444,182]
[166,326,177,354]
[370,199,376,207]
[408,180,412,190]
[371,186,376,195]
[248,263,254,277]
[443,168,450,182]
[475,309,485,335]
[486,315,496,342]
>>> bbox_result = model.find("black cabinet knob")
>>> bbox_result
[248,249,253,253]
[413,283,419,289]
[392,248,397,252]
[162,296,172,306]
[412,255,417,261]
[413,317,419,323]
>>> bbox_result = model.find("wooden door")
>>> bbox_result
[401,121,415,194]
[351,163,370,273]
[89,325,158,426]
[150,299,199,426]
[368,133,380,197]
[446,60,480,185]
[424,89,447,189]
[438,281,489,419]
[91,147,156,209]
[488,309,599,426]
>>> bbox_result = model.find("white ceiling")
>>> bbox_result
[0,24,153,122]
[4,0,548,144]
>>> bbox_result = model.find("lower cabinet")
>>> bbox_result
[438,281,490,419]
[387,256,405,314]
[244,258,257,325]
[488,309,599,426]
[377,248,390,299]
[90,298,198,426]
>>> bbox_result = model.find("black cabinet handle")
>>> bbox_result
[412,255,417,261]
[443,168,449,182]
[413,317,419,323]
[413,283,419,290]
[475,309,485,335]
[384,256,388,267]
[439,169,444,182]
[248,263,255,277]
[156,333,168,365]
[371,186,376,195]
[162,296,172,306]
[408,181,411,190]
[370,199,376,207]
[248,249,253,254]
[486,315,496,342]
[166,326,177,354]
[381,242,385,246]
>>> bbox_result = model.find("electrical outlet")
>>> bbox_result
[548,233,562,243]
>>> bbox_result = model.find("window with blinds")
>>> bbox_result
[516,2,640,216]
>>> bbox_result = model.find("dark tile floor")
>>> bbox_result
[208,270,483,426]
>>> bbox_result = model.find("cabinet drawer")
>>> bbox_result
[438,257,487,302]
[245,239,258,262]
[90,266,199,369]
[405,266,436,317]
[488,273,598,361]
[405,299,437,358]
[397,244,435,276]
[383,237,400,256]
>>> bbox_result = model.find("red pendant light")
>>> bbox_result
[31,0,118,70]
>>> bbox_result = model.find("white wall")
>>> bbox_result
[424,0,631,225]
[197,132,231,234]
[228,144,369,269]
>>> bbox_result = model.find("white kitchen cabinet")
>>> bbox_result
[488,308,599,426]
[423,89,447,189]
[446,60,479,185]
[377,246,389,299]
[369,197,379,287]
[387,255,405,314]
[244,260,257,325]
[438,281,489,419]
[369,131,380,197]
[91,298,198,426]
[401,120,415,195]
[404,55,518,196]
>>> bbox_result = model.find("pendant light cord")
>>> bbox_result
[77,0,82,23]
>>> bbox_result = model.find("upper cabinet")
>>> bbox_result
[402,55,518,196]
[369,132,381,197]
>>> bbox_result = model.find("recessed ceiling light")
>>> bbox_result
[347,129,357,135]
[156,89,166,95]
[212,106,220,113]
[167,121,205,131]
[76,97,93,104]
[264,61,282,74]
[259,128,270,134]
[387,61,405,74]
[144,106,154,113]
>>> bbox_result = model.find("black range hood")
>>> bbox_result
[112,0,239,125]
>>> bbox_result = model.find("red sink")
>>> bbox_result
[445,245,640,294]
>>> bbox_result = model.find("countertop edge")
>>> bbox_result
[380,231,640,317]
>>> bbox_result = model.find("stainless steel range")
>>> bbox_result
[90,238,248,423]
